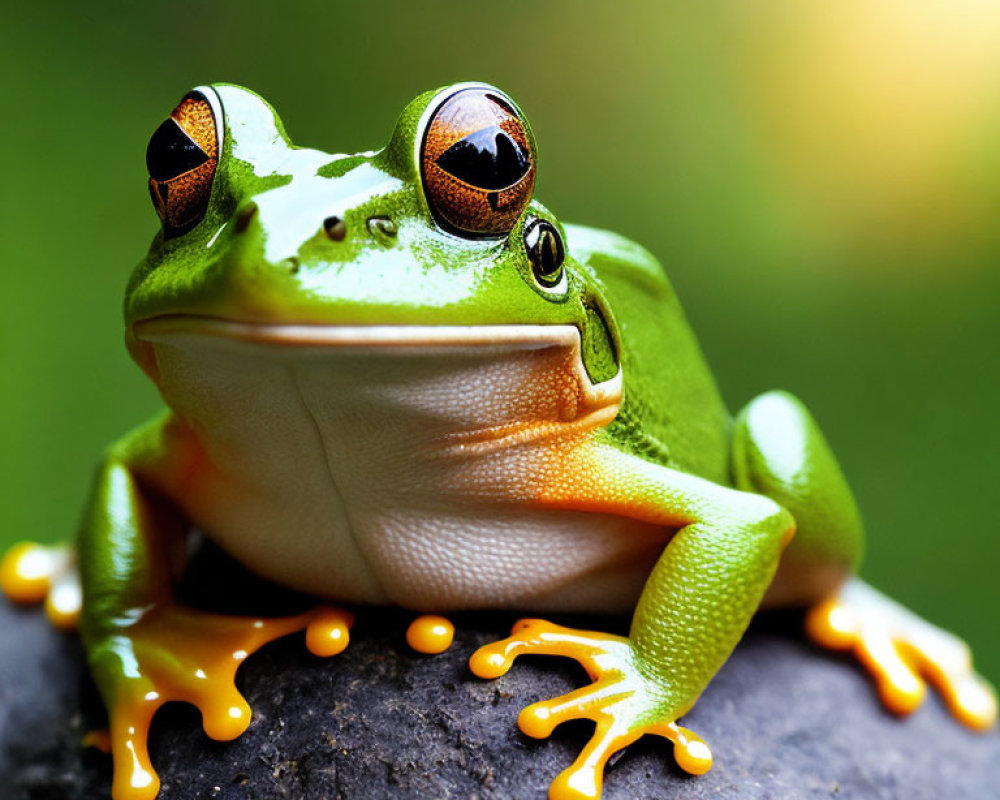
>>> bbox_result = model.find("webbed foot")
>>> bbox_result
[87,603,353,800]
[471,619,711,800]
[0,541,81,630]
[806,578,997,730]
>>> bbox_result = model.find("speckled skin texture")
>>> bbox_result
[7,82,993,800]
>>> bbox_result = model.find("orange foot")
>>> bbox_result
[470,619,711,800]
[87,603,353,800]
[406,614,455,654]
[0,541,81,630]
[806,578,997,730]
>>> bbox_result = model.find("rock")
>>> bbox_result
[0,548,997,800]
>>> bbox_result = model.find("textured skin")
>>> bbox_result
[4,81,991,800]
[139,333,659,611]
[733,392,863,571]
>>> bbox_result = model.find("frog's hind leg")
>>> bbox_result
[1,541,82,630]
[807,577,997,729]
[733,390,997,730]
[731,390,864,604]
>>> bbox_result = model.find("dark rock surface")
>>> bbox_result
[1,553,997,800]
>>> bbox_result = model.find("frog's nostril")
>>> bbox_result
[234,202,259,234]
[367,216,398,240]
[323,216,347,242]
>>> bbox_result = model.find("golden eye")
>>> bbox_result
[146,90,219,236]
[420,87,536,238]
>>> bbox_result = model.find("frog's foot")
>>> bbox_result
[89,603,353,800]
[406,614,455,654]
[470,619,711,800]
[0,541,81,630]
[806,578,997,730]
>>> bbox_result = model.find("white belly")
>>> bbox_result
[143,322,665,612]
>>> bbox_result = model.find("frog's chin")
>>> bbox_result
[128,313,622,411]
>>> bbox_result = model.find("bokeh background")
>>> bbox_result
[1,1,997,684]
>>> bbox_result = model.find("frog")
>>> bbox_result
[1,82,995,800]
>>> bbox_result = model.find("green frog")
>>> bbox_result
[2,82,994,800]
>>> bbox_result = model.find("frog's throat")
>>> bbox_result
[129,315,623,427]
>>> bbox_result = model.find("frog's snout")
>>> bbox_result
[318,214,398,245]
[323,215,347,241]
[229,199,398,259]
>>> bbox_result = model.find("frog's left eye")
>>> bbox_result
[146,90,220,237]
[420,86,536,238]
[524,218,566,290]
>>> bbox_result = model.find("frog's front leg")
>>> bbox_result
[75,414,352,800]
[471,441,795,800]
[733,390,996,730]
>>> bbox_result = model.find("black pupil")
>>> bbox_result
[146,118,208,181]
[539,233,559,273]
[528,221,564,285]
[435,126,530,190]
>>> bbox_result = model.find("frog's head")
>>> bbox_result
[126,83,621,419]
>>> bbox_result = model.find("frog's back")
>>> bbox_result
[566,223,732,484]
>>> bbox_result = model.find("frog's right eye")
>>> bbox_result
[420,85,536,238]
[146,90,220,237]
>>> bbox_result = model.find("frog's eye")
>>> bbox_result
[420,87,536,238]
[524,218,566,290]
[146,90,220,237]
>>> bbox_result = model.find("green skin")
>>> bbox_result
[81,83,870,773]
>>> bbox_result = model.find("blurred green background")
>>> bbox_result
[1,1,997,684]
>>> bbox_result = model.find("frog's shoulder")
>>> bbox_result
[563,223,674,297]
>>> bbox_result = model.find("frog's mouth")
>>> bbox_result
[129,314,623,453]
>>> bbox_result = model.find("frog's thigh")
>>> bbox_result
[734,394,997,729]
[732,390,864,606]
